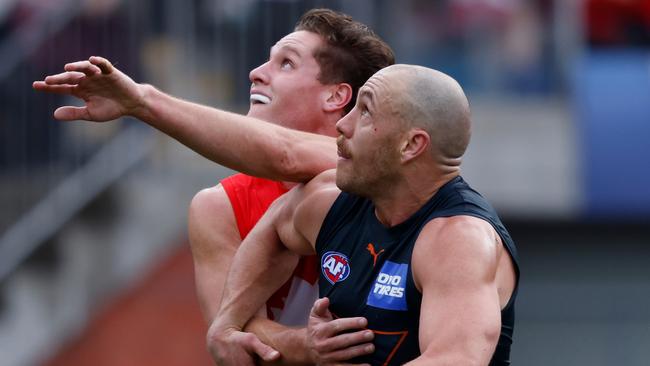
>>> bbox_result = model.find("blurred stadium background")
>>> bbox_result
[1,0,649,365]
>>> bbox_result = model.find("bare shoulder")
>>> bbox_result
[265,170,339,254]
[189,183,238,232]
[188,183,241,258]
[419,215,500,251]
[289,169,339,205]
[304,169,337,190]
[292,169,340,245]
[191,183,234,213]
[411,215,501,290]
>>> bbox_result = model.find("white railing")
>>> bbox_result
[0,123,154,282]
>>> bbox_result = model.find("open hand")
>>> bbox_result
[33,56,145,122]
[307,297,375,365]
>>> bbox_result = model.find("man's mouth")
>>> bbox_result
[337,137,351,159]
[250,93,271,104]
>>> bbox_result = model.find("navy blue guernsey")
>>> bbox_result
[315,176,520,366]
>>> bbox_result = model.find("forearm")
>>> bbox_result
[245,317,312,365]
[204,239,295,366]
[213,223,299,331]
[203,259,312,364]
[135,85,336,182]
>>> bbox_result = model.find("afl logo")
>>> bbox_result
[321,251,351,284]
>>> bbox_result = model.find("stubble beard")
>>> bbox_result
[336,145,400,199]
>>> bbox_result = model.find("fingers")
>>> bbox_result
[32,82,75,95]
[54,106,89,121]
[317,329,374,353]
[89,56,114,74]
[43,71,86,86]
[244,333,280,362]
[64,60,102,77]
[311,297,331,318]
[320,342,375,363]
[313,316,368,338]
[34,56,114,90]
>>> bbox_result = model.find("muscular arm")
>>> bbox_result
[188,184,246,322]
[33,56,337,182]
[405,216,510,366]
[138,86,336,181]
[191,184,315,364]
[209,170,340,363]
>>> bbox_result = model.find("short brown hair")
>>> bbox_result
[295,9,395,112]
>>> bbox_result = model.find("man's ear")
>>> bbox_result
[323,83,353,112]
[401,129,430,163]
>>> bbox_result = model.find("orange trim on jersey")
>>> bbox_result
[371,329,409,366]
[332,311,409,366]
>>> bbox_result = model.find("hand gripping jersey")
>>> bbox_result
[316,176,520,365]
[222,174,318,326]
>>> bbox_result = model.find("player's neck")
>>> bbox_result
[372,171,459,227]
[312,112,342,138]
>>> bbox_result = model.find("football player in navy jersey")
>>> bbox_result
[212,64,520,365]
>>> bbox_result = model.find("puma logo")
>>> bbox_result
[366,243,385,267]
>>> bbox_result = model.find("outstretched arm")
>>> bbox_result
[405,216,512,366]
[33,56,337,182]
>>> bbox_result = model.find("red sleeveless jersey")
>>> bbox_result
[221,174,318,325]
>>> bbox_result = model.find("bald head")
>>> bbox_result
[380,65,471,162]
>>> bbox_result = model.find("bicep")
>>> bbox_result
[412,217,502,365]
[187,184,243,321]
[417,276,501,364]
[270,170,339,255]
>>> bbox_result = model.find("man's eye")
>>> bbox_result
[361,107,370,116]
[281,59,293,69]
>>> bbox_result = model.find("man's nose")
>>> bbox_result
[249,61,270,85]
[335,110,354,137]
